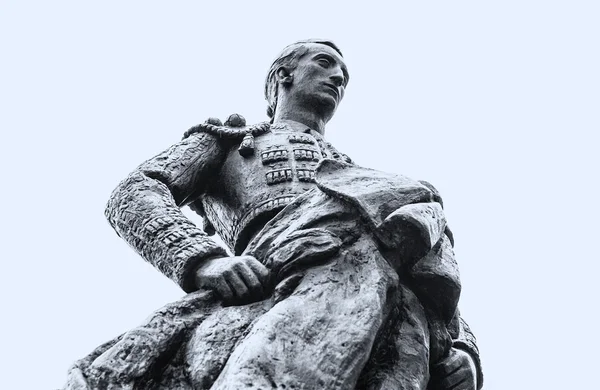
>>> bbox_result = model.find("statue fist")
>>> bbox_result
[194,256,270,305]
[430,348,478,390]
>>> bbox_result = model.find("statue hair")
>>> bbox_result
[264,40,345,120]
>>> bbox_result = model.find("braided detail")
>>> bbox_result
[182,121,271,140]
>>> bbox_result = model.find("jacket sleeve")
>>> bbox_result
[418,179,483,388]
[105,131,229,293]
[448,311,484,389]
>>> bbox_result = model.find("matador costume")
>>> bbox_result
[64,118,483,390]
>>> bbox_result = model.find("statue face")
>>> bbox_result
[285,43,349,119]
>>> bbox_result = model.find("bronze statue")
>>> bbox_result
[64,40,483,390]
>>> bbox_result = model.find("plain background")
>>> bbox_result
[1,1,598,389]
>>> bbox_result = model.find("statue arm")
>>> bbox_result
[105,131,229,293]
[449,310,484,389]
[415,179,483,387]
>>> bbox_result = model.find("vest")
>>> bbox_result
[197,127,349,254]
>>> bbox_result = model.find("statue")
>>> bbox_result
[64,40,483,390]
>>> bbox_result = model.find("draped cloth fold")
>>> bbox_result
[64,160,461,390]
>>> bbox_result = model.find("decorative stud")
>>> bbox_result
[205,117,223,126]
[225,113,246,127]
[238,132,255,157]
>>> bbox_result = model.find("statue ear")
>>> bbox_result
[276,67,293,86]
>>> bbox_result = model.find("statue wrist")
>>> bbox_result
[180,248,228,293]
[189,253,232,290]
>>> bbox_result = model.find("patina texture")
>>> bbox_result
[65,40,482,390]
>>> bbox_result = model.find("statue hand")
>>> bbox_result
[430,348,477,390]
[194,256,269,305]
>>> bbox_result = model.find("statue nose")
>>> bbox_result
[330,74,344,87]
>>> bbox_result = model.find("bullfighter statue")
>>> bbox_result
[64,39,483,390]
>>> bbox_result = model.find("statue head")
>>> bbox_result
[265,40,349,123]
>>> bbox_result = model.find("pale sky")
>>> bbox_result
[1,1,598,389]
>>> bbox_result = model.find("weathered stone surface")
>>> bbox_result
[64,40,482,390]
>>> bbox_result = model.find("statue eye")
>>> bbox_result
[317,58,331,68]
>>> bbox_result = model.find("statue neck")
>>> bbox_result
[272,109,326,135]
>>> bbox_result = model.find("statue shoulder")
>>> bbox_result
[417,179,456,246]
[417,180,443,207]
[182,114,270,142]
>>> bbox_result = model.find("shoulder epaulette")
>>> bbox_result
[182,116,271,141]
[183,114,271,157]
